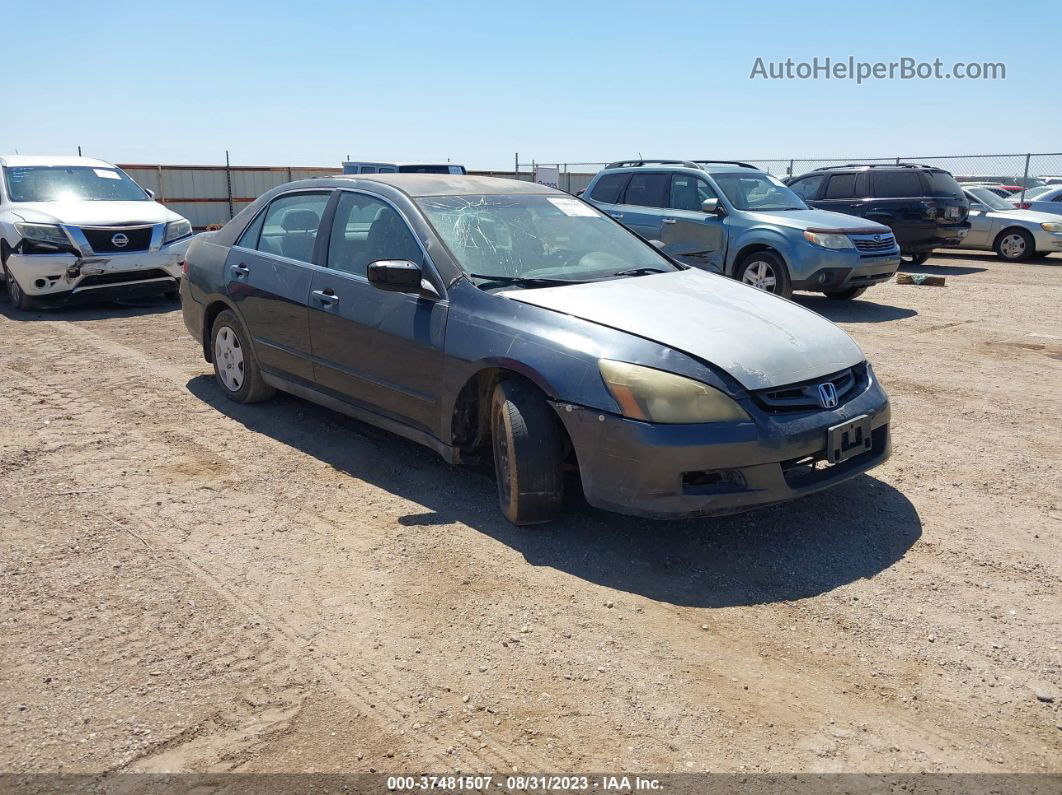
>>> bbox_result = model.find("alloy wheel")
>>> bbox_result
[741,260,777,292]
[214,325,245,392]
[999,233,1026,259]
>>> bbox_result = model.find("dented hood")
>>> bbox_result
[501,269,865,390]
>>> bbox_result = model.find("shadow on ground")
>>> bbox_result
[794,294,917,323]
[0,295,178,323]
[187,375,921,610]
[897,260,988,276]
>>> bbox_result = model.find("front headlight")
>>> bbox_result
[163,219,192,244]
[1041,222,1062,233]
[14,222,71,247]
[803,230,854,250]
[598,360,750,424]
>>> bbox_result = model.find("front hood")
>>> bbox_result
[501,269,865,390]
[985,208,1062,225]
[743,208,891,232]
[11,200,181,227]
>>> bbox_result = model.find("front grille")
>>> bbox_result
[753,363,867,414]
[76,269,173,288]
[81,226,153,253]
[850,234,895,253]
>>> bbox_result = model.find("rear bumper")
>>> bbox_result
[554,379,891,519]
[894,222,970,253]
[5,238,189,299]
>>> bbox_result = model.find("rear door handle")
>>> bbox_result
[312,288,339,306]
[662,218,677,224]
[231,263,250,277]
[609,213,624,219]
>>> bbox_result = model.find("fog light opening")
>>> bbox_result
[34,279,47,289]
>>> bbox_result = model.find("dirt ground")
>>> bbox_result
[1,250,1059,775]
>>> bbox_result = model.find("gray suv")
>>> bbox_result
[584,160,901,300]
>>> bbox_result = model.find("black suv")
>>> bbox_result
[787,164,970,264]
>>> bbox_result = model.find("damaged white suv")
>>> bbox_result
[0,155,193,309]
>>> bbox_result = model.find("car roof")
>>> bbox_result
[601,160,761,176]
[0,154,116,169]
[313,173,561,197]
[343,161,461,167]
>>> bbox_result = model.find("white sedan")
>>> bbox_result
[957,187,1062,260]
[0,155,192,310]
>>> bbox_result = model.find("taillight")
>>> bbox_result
[1015,203,1031,210]
[181,259,189,276]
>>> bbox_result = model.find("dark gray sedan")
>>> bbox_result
[181,175,891,524]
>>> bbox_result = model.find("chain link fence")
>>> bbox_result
[517,154,1062,197]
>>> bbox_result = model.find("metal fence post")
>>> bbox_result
[156,165,165,202]
[225,150,234,220]
[1020,153,1031,204]
[788,159,794,177]
[514,152,519,180]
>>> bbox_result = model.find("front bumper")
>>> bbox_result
[1032,228,1062,252]
[788,245,901,291]
[6,238,189,302]
[554,378,891,519]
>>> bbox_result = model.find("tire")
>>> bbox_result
[903,252,930,266]
[993,228,1035,261]
[164,289,180,302]
[735,250,792,298]
[2,262,34,311]
[490,379,564,525]
[823,286,869,300]
[209,310,275,403]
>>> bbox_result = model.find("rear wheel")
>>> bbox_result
[735,250,792,298]
[823,286,869,300]
[490,379,564,525]
[994,228,1035,261]
[210,310,275,403]
[903,252,930,266]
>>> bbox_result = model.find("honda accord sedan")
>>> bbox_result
[181,175,891,524]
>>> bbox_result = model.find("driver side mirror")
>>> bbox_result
[367,259,439,299]
[145,188,156,200]
[701,198,722,215]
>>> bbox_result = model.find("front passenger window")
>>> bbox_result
[669,175,718,211]
[327,192,422,277]
[256,192,330,263]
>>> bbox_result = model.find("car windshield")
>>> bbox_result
[966,188,1015,210]
[1018,185,1054,200]
[416,194,680,287]
[3,165,148,202]
[710,172,808,211]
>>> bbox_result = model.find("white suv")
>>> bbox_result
[0,155,193,309]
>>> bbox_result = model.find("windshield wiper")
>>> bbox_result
[611,267,668,277]
[468,273,584,288]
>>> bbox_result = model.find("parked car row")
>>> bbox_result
[0,156,192,309]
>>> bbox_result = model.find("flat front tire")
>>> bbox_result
[490,380,564,525]
[735,251,792,298]
[210,310,275,403]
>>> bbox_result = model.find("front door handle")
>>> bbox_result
[662,218,677,224]
[609,213,624,219]
[312,288,339,306]
[231,263,250,277]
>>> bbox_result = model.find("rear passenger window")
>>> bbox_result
[623,173,670,208]
[825,174,859,199]
[359,166,378,173]
[256,192,330,263]
[327,192,422,277]
[874,171,923,197]
[668,175,717,211]
[589,173,630,204]
[790,174,825,200]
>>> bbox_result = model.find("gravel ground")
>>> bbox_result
[1,250,1059,774]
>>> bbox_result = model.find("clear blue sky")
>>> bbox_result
[3,0,1057,169]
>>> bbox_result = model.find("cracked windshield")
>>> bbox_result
[416,194,679,288]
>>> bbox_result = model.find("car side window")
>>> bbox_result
[359,166,378,174]
[623,172,670,208]
[255,192,330,263]
[668,175,718,211]
[873,171,924,198]
[589,173,630,204]
[825,174,859,199]
[789,174,825,200]
[327,192,422,277]
[236,208,266,249]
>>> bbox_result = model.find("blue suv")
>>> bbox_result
[584,160,901,300]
